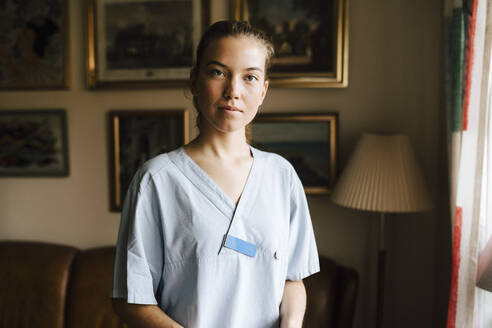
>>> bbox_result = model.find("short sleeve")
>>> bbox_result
[111,170,164,304]
[286,172,320,281]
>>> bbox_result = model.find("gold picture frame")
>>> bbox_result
[251,113,338,194]
[109,110,189,211]
[86,0,210,89]
[232,0,348,88]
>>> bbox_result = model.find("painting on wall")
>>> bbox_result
[0,110,69,176]
[251,113,338,194]
[109,110,189,211]
[0,0,69,90]
[232,0,348,88]
[87,0,210,89]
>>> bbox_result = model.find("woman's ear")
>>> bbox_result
[259,80,269,104]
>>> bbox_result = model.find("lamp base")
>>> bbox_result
[376,248,386,328]
[375,212,386,328]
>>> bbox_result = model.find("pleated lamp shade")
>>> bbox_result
[331,133,433,213]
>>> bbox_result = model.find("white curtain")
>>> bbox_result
[475,49,492,327]
[446,0,492,327]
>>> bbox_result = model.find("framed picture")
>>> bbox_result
[0,110,69,176]
[109,110,189,211]
[232,0,348,88]
[0,0,70,90]
[87,0,210,89]
[251,113,338,194]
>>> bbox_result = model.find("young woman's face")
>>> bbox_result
[192,36,269,135]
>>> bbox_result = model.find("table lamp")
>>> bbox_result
[330,133,433,328]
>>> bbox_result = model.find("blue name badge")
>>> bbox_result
[223,235,258,257]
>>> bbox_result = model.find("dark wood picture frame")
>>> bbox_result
[0,0,70,90]
[0,109,69,176]
[232,0,348,88]
[109,109,189,211]
[251,113,338,194]
[87,0,210,89]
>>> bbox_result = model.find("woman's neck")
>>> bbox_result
[187,128,251,160]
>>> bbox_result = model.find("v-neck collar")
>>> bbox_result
[169,146,263,222]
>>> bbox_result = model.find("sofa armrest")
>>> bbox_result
[0,241,77,328]
[334,265,359,328]
[303,256,359,328]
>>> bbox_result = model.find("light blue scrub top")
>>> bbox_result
[111,146,320,328]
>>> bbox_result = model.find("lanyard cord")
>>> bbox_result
[217,206,238,255]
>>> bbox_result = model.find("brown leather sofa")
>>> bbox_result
[0,241,358,328]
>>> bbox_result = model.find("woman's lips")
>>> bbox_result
[220,105,241,112]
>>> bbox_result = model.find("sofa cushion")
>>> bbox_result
[65,246,127,328]
[0,241,77,328]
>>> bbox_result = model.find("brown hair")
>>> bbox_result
[190,20,274,129]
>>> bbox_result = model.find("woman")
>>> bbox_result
[111,20,319,328]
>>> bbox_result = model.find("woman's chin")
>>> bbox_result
[205,123,246,135]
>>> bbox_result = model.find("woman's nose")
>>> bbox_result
[224,76,240,99]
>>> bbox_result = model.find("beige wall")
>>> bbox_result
[0,0,447,327]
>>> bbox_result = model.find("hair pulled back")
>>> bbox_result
[191,20,274,80]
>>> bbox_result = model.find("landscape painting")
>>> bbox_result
[251,113,338,193]
[88,0,209,88]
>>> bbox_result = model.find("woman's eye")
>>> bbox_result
[246,75,258,82]
[209,69,224,77]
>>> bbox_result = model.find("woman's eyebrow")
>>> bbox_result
[205,60,263,73]
[206,60,227,68]
[245,67,264,73]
